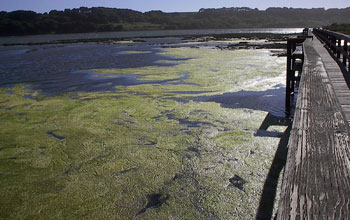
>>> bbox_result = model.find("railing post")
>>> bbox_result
[313,29,350,73]
[328,34,332,50]
[343,40,348,68]
[286,39,292,115]
[333,36,337,55]
[285,37,306,116]
[348,41,350,72]
[337,39,341,59]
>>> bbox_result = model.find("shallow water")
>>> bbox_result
[0,37,288,117]
[0,28,303,45]
[0,35,290,219]
[0,40,191,93]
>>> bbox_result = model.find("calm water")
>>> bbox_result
[0,39,192,93]
[0,28,303,45]
[0,28,297,116]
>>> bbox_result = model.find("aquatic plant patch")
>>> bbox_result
[0,43,287,219]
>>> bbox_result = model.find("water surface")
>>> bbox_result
[0,28,303,45]
[0,33,290,219]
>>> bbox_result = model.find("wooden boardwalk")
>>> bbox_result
[277,34,350,219]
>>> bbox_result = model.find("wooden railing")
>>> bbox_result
[285,28,313,116]
[313,28,350,72]
[278,33,350,220]
[285,37,305,116]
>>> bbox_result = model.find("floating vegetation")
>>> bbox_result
[121,50,153,54]
[0,40,287,219]
[93,47,285,96]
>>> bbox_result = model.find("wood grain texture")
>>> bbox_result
[277,36,350,219]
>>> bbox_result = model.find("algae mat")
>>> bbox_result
[0,45,287,219]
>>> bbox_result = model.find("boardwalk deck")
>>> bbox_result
[312,37,350,124]
[277,35,350,219]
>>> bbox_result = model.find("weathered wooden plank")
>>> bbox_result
[277,36,350,219]
[329,77,346,80]
[337,97,350,104]
[344,112,350,119]
[333,92,350,96]
[341,104,350,110]
[313,36,350,123]
[330,79,347,83]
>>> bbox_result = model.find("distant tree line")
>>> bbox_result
[1,7,350,36]
[324,23,350,35]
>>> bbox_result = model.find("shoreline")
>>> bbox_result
[1,33,292,58]
[0,28,301,46]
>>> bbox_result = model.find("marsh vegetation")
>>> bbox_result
[0,35,289,219]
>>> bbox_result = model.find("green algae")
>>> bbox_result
[93,47,285,95]
[0,44,287,219]
[121,50,152,54]
[0,86,190,219]
[212,130,252,147]
[154,59,183,64]
[115,40,137,44]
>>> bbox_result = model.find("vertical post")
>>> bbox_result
[291,68,295,97]
[331,36,336,55]
[348,41,350,72]
[337,38,341,59]
[291,56,296,94]
[292,42,297,53]
[343,40,348,68]
[327,34,331,50]
[286,39,292,116]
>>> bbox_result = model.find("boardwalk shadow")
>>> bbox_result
[255,113,292,220]
[193,89,292,219]
[194,87,286,118]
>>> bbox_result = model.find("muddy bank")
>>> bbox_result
[1,32,294,47]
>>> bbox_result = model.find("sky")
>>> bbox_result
[0,0,349,13]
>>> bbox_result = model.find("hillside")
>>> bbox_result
[1,7,350,36]
[324,23,350,35]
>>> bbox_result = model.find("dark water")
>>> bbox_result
[0,40,191,93]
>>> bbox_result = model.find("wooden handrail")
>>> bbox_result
[278,34,350,220]
[313,28,350,72]
[285,37,305,116]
